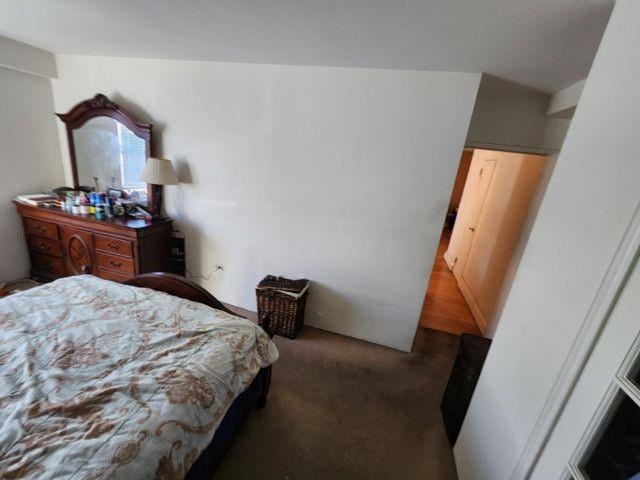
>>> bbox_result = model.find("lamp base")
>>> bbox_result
[150,184,164,218]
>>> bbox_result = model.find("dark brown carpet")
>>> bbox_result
[215,326,459,479]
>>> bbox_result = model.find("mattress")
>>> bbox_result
[0,275,278,479]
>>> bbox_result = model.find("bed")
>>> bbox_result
[0,273,278,479]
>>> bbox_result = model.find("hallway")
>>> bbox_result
[418,229,482,336]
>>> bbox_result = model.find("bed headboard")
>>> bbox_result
[125,272,273,337]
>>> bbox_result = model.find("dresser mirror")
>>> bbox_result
[57,94,153,207]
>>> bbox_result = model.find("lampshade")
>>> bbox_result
[141,157,179,185]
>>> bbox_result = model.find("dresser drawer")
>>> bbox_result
[97,268,132,283]
[30,252,65,277]
[96,252,135,275]
[95,235,133,258]
[25,218,59,240]
[28,235,62,257]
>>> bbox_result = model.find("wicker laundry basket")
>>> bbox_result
[256,275,309,339]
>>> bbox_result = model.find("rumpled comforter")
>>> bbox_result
[0,275,278,479]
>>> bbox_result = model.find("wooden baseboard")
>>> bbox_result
[443,250,456,270]
[457,278,488,335]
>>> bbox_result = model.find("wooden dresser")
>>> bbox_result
[15,202,172,283]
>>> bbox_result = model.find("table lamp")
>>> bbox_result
[141,157,179,217]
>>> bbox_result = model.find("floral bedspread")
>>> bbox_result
[0,275,278,479]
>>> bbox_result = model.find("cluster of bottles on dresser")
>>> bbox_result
[60,191,129,220]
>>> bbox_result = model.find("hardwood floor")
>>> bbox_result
[418,228,482,336]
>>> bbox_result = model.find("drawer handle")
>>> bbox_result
[34,225,46,233]
[38,242,50,251]
[109,260,123,268]
[107,242,120,251]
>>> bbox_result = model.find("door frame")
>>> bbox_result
[510,199,640,478]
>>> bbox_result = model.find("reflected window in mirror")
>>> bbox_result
[117,122,147,197]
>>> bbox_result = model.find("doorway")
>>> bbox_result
[415,148,548,341]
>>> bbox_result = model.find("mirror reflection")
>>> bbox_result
[73,116,148,202]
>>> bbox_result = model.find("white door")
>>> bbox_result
[458,152,546,334]
[445,151,496,282]
[531,249,640,478]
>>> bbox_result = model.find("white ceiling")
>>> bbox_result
[0,0,613,93]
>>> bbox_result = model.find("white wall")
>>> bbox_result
[489,153,558,338]
[51,56,480,351]
[0,35,56,78]
[0,38,64,282]
[466,75,571,155]
[454,0,640,478]
[547,79,586,119]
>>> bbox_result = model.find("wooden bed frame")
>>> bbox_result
[124,272,273,479]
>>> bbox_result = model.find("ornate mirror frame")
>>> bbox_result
[56,93,155,213]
